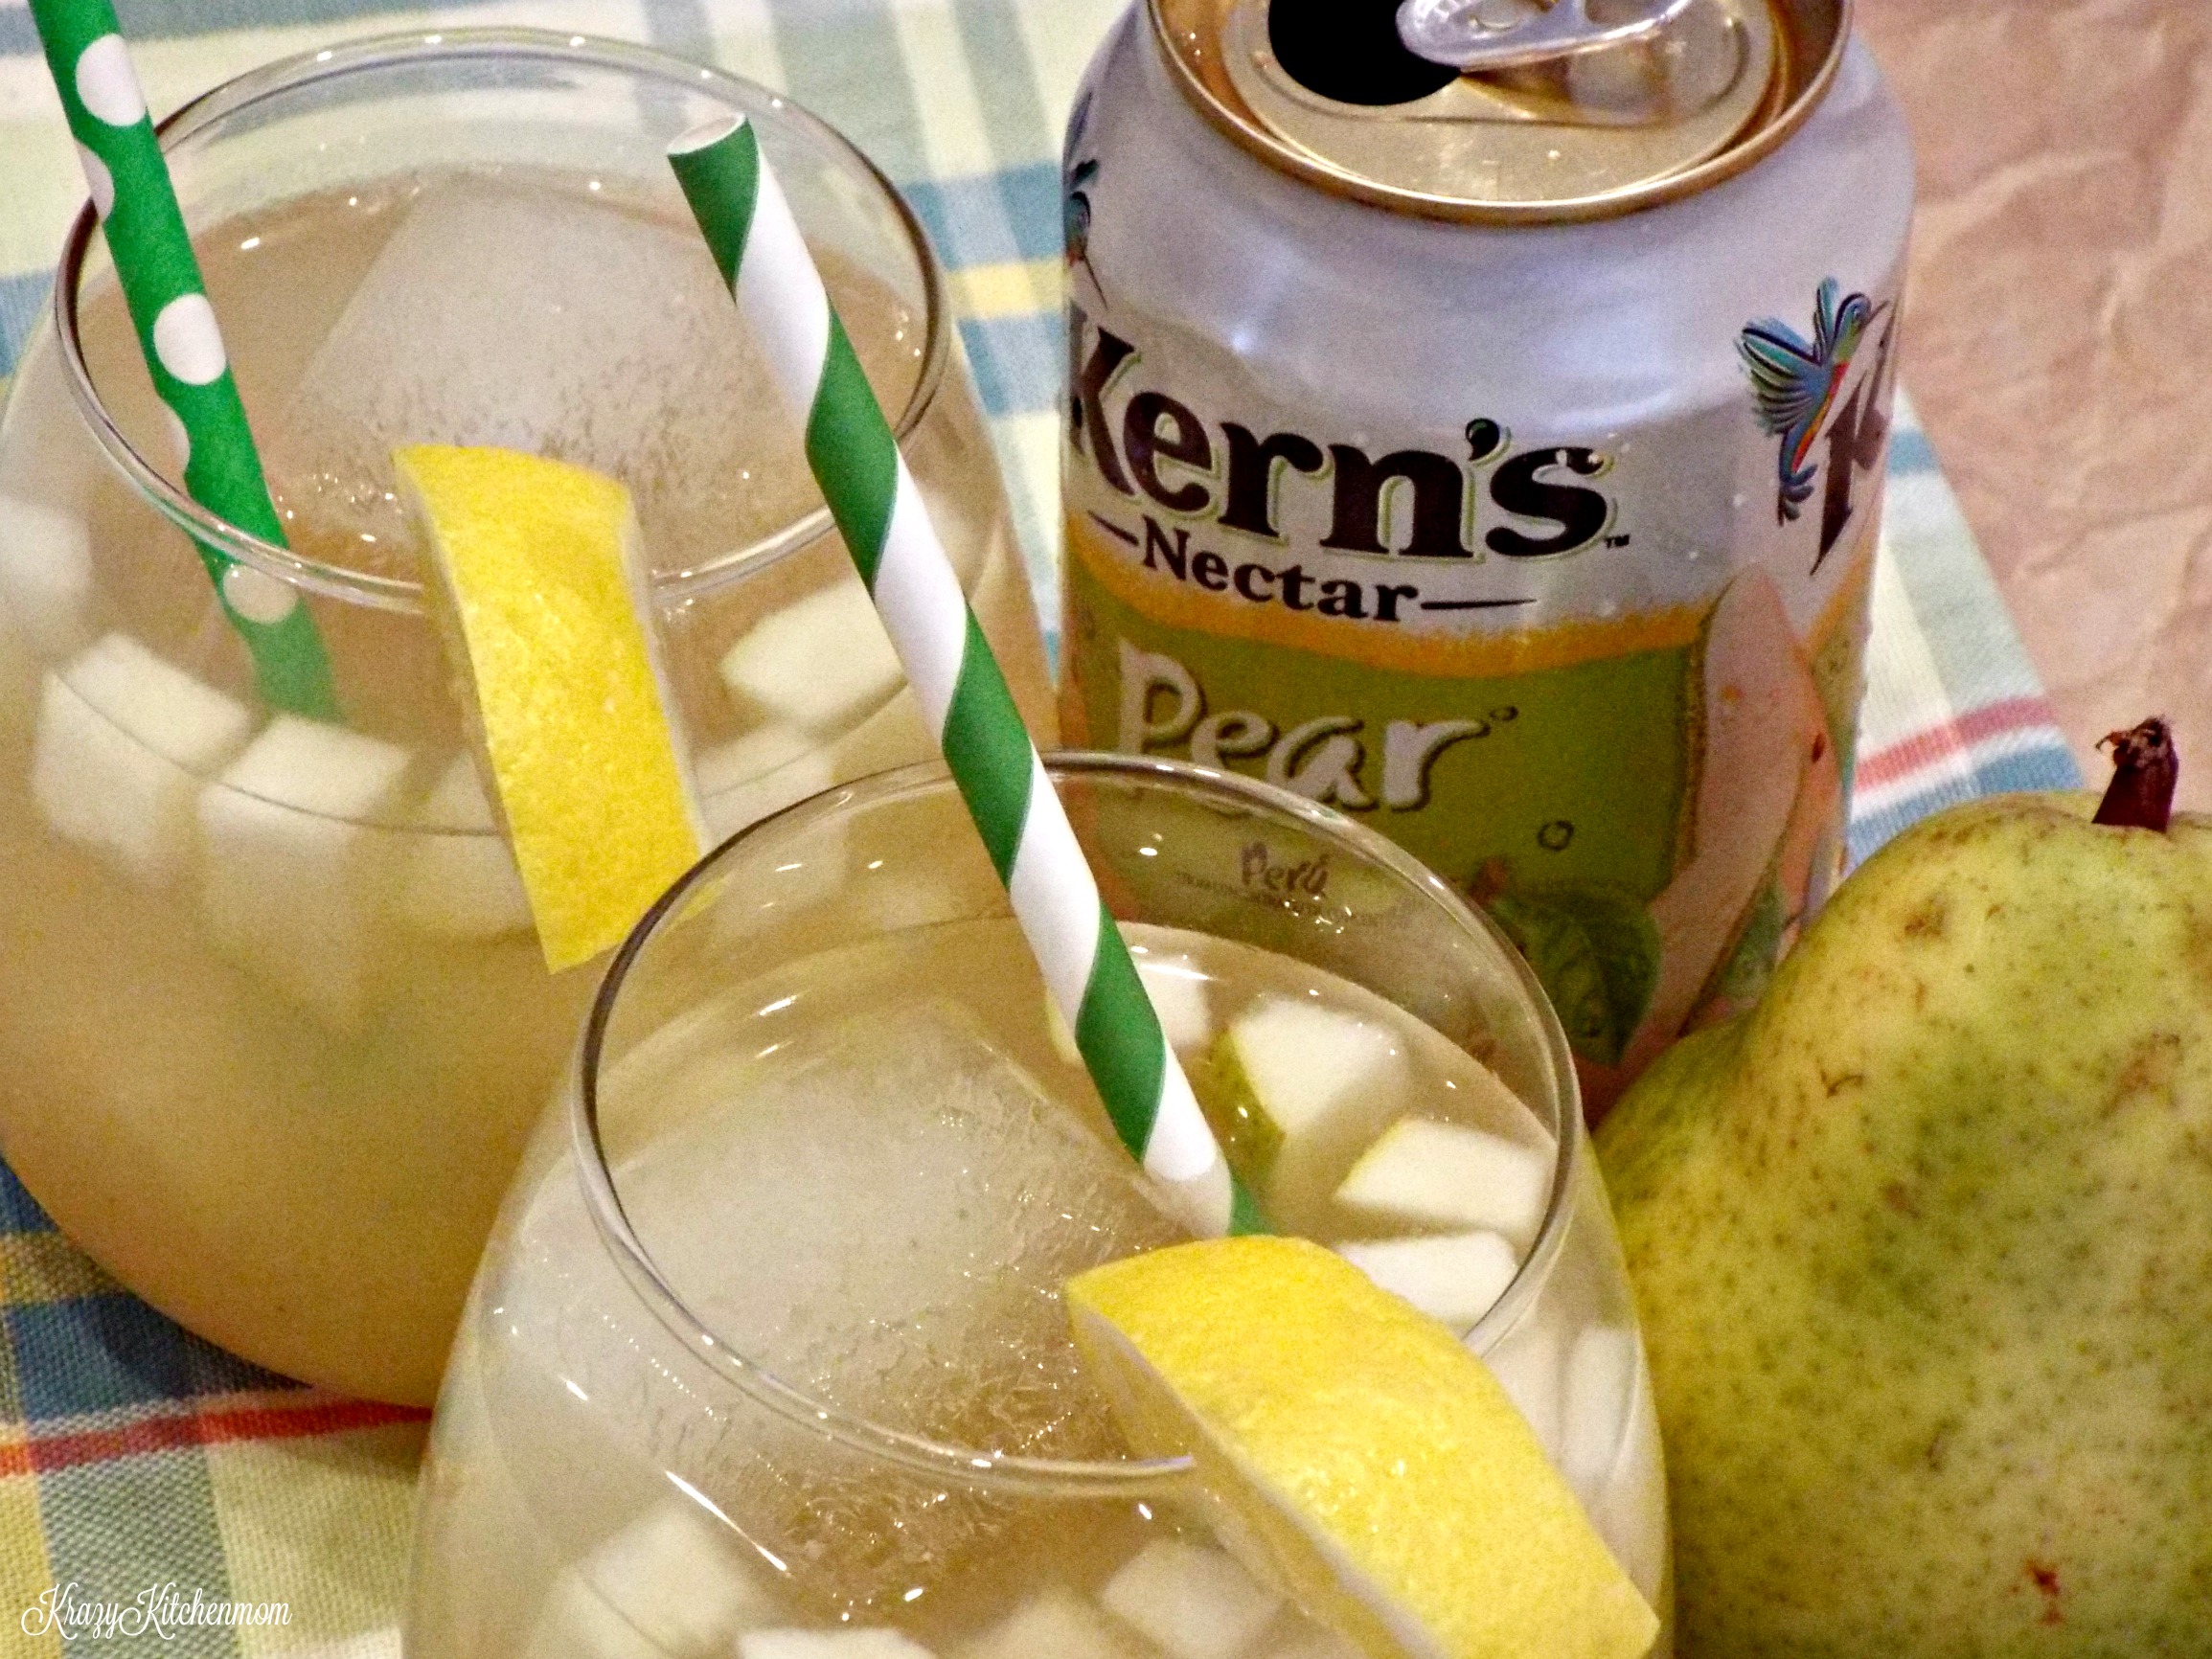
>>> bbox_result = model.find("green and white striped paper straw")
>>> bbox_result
[30,0,340,721]
[670,115,1258,1239]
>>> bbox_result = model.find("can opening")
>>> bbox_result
[1267,0,1459,107]
[1152,0,1848,221]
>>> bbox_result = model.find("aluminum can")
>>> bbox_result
[1058,0,1913,1109]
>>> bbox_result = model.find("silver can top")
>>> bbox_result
[1150,0,1851,221]
[1397,0,1703,74]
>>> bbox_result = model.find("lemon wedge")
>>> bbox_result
[1066,1237,1656,1659]
[396,445,706,971]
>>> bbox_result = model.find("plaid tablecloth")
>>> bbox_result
[0,0,2081,1652]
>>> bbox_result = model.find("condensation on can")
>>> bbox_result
[1058,0,1912,1113]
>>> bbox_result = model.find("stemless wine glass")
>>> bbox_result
[409,754,1670,1659]
[0,29,1053,1404]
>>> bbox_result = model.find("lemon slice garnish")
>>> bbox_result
[1067,1237,1656,1659]
[397,445,706,971]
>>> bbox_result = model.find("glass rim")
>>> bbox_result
[49,26,953,617]
[570,751,1587,1497]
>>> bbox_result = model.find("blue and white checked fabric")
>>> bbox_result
[1853,396,2080,860]
[0,1,2080,1652]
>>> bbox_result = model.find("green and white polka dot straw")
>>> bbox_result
[29,0,340,720]
[669,115,1260,1239]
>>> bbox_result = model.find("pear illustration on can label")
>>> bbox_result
[1058,0,1914,1111]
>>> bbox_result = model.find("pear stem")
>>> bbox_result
[2093,717,2178,831]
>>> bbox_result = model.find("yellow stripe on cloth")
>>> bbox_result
[208,1420,423,1657]
[947,256,1060,321]
[0,1231,120,1307]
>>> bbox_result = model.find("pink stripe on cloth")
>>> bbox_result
[6,1395,426,1477]
[1853,694,2065,793]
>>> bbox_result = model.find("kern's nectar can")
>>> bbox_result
[1058,0,1913,1112]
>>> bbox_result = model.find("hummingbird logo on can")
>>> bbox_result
[1065,156,1103,299]
[1738,279,1894,562]
[1063,90,1106,301]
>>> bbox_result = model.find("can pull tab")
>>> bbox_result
[1397,0,1700,70]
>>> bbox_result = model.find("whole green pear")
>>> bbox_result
[1598,753,2212,1654]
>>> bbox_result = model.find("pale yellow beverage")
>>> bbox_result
[0,33,1053,1404]
[408,758,1669,1658]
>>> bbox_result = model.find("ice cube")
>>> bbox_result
[1334,1230,1519,1334]
[266,176,818,578]
[1478,1313,1568,1462]
[621,1000,1182,1453]
[1220,997,1408,1220]
[597,1000,1185,1616]
[1128,953,1214,1053]
[597,1501,778,1651]
[198,716,412,1031]
[1560,1326,1641,1492]
[1048,955,1214,1069]
[1227,999,1400,1141]
[696,722,835,842]
[32,634,256,888]
[396,753,532,941]
[0,491,92,651]
[1099,1541,1281,1659]
[960,1588,1146,1659]
[719,581,905,735]
[741,1634,935,1659]
[1333,1119,1551,1249]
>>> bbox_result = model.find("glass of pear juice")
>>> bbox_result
[0,28,1054,1406]
[407,754,1670,1659]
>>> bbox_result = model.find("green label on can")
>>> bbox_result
[1056,283,1893,1103]
[1061,511,1710,1066]
[1061,498,1877,1094]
